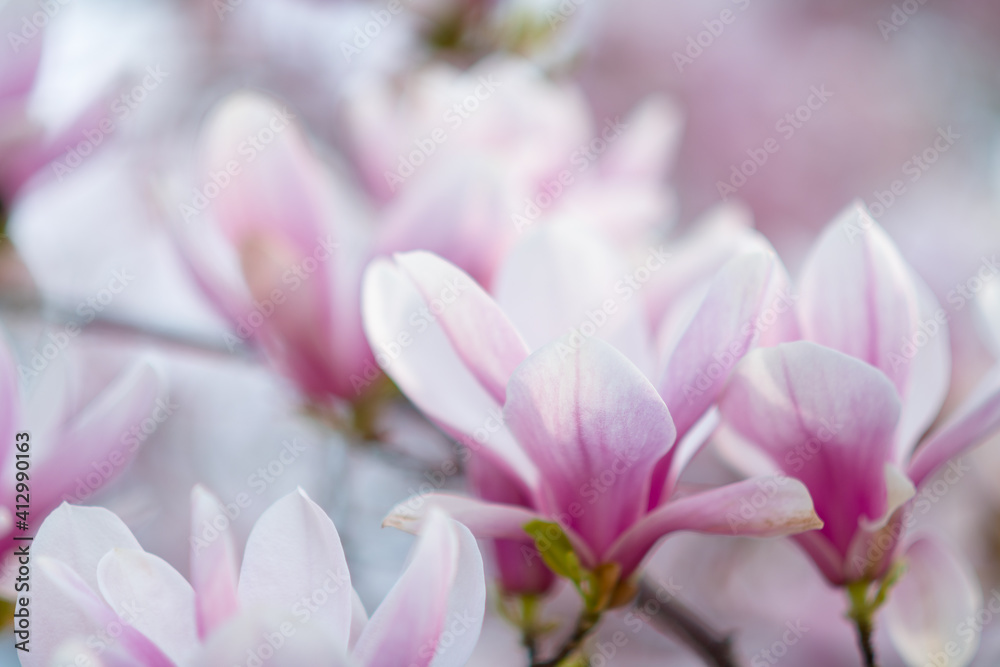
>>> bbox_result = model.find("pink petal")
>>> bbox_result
[35,557,172,667]
[892,275,951,462]
[494,225,655,376]
[192,606,350,667]
[907,367,1000,487]
[384,493,545,543]
[504,336,675,558]
[190,485,240,639]
[607,475,821,578]
[394,251,530,404]
[597,95,682,184]
[376,159,517,287]
[353,510,484,667]
[96,548,199,664]
[652,250,794,504]
[238,488,353,650]
[29,358,164,515]
[468,456,554,594]
[361,259,538,487]
[796,202,920,399]
[718,341,901,556]
[883,536,982,667]
[643,202,771,330]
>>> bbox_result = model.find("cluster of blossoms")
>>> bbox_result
[2,0,1000,666]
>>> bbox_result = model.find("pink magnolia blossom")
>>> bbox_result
[173,91,375,402]
[28,486,485,666]
[363,244,819,591]
[717,202,1000,584]
[716,203,1000,662]
[0,332,164,571]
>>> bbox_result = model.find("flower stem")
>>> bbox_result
[531,607,601,667]
[846,581,879,667]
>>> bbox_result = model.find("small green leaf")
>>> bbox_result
[524,520,582,583]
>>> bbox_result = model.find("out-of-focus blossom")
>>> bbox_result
[174,91,375,402]
[365,248,819,599]
[341,57,682,284]
[29,487,485,667]
[0,330,164,578]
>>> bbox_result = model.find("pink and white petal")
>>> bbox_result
[190,485,240,639]
[394,251,530,404]
[657,249,791,440]
[598,95,682,184]
[96,548,199,664]
[643,202,770,329]
[376,159,518,288]
[494,224,655,376]
[429,520,486,667]
[907,366,1000,488]
[718,342,901,555]
[796,202,920,397]
[504,337,675,557]
[361,259,537,487]
[883,537,982,667]
[34,557,173,667]
[193,607,350,667]
[607,476,821,579]
[238,488,353,650]
[893,273,951,462]
[29,358,165,514]
[34,503,143,589]
[383,493,544,543]
[201,92,329,257]
[858,464,915,532]
[353,510,461,667]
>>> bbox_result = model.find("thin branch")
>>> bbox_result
[532,608,601,667]
[635,579,740,667]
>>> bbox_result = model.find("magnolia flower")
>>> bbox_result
[0,331,164,572]
[173,91,375,402]
[716,203,1000,664]
[341,57,682,284]
[363,244,819,598]
[29,486,485,666]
